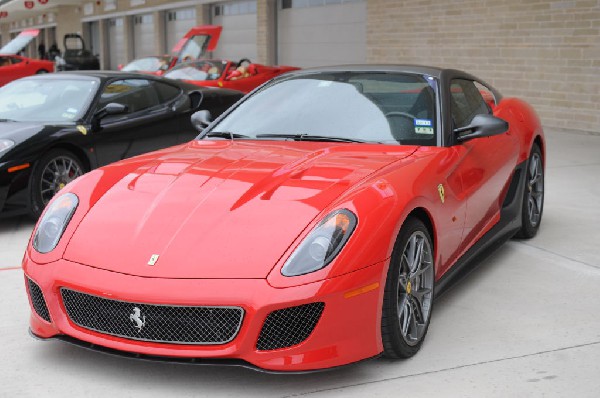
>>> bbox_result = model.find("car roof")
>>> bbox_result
[284,64,446,78]
[24,71,168,82]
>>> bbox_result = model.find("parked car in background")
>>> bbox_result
[0,71,243,217]
[0,29,54,86]
[117,25,222,76]
[165,59,300,93]
[55,34,100,71]
[23,65,545,372]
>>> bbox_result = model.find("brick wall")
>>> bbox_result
[367,0,600,133]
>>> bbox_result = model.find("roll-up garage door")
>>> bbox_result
[211,1,257,61]
[277,0,366,67]
[108,17,126,70]
[133,14,155,58]
[165,8,196,54]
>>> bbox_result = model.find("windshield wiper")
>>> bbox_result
[256,133,372,143]
[204,131,251,140]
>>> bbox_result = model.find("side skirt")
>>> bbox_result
[434,158,527,298]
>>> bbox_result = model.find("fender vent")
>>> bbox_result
[27,278,51,322]
[256,302,324,351]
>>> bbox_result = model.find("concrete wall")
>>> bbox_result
[366,0,600,133]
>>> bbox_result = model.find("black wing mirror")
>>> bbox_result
[455,114,509,142]
[92,103,128,130]
[191,110,212,131]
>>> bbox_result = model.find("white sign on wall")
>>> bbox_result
[104,0,117,12]
[83,2,94,16]
[130,0,146,6]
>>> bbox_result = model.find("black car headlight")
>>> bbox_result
[282,209,357,277]
[33,193,79,254]
[0,139,14,154]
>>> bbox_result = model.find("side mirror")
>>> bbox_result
[191,110,212,131]
[455,114,509,142]
[92,103,128,130]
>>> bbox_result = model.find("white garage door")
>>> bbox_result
[133,14,155,58]
[212,1,257,62]
[165,8,196,54]
[277,0,366,67]
[108,17,126,70]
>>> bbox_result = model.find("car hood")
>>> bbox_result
[64,140,417,279]
[0,29,39,55]
[0,122,46,148]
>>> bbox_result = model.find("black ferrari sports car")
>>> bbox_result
[0,71,243,217]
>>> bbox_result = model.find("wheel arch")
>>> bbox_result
[40,143,92,172]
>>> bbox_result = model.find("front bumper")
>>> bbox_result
[24,255,386,372]
[0,163,31,215]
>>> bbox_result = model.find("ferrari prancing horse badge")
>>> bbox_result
[438,184,445,204]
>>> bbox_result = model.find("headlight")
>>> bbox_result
[33,193,79,254]
[0,139,14,154]
[282,209,357,277]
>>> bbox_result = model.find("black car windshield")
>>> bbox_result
[0,78,98,123]
[205,72,437,145]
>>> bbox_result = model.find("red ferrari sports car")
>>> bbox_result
[116,25,221,75]
[24,66,545,372]
[0,29,54,86]
[165,59,300,93]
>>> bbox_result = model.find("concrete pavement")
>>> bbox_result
[1,127,599,397]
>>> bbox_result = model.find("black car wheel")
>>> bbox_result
[515,143,544,239]
[382,217,435,358]
[30,149,85,218]
[35,69,49,74]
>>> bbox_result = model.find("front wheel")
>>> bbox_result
[381,217,435,358]
[29,149,85,218]
[515,143,544,239]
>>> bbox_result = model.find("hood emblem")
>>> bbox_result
[147,254,159,266]
[129,307,146,331]
[438,184,445,204]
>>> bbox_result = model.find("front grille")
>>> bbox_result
[60,288,244,345]
[27,278,51,322]
[256,302,325,351]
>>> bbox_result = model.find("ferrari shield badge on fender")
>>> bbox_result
[438,184,445,203]
[147,254,159,266]
[76,125,88,135]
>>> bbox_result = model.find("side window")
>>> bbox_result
[153,81,181,103]
[99,79,160,114]
[473,81,496,110]
[450,79,490,128]
[10,57,22,65]
[0,56,9,67]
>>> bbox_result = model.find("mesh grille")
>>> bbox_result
[256,302,324,351]
[60,288,244,345]
[27,278,51,322]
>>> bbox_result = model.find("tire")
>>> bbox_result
[514,143,544,239]
[35,69,49,74]
[382,217,435,359]
[29,149,85,218]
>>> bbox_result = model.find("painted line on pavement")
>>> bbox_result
[0,266,22,271]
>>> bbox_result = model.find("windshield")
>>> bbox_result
[0,78,98,123]
[206,72,438,145]
[123,56,173,72]
[165,60,227,81]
